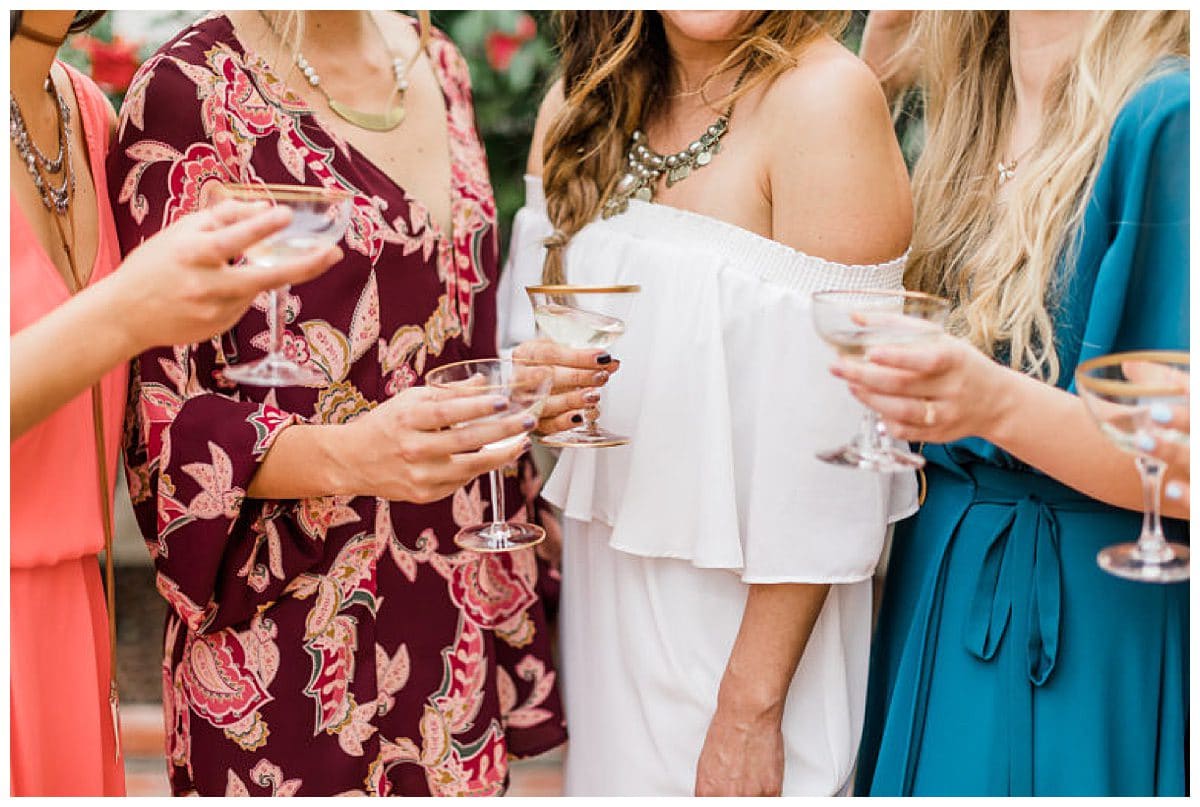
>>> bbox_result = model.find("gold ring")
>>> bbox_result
[923,400,936,426]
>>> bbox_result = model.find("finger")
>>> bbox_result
[549,365,612,394]
[847,385,929,428]
[192,206,294,263]
[417,412,534,457]
[229,245,342,294]
[537,410,586,435]
[864,340,954,375]
[197,198,273,230]
[832,359,928,397]
[1145,433,1190,475]
[1163,478,1190,514]
[444,438,530,480]
[514,338,614,370]
[400,392,513,431]
[539,387,602,420]
[1149,400,1190,434]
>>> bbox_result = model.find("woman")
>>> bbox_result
[505,11,915,795]
[846,11,1189,796]
[107,10,607,796]
[9,10,342,796]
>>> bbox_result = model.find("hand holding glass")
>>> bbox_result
[425,358,553,552]
[525,284,640,448]
[210,183,352,387]
[813,289,950,471]
[1076,350,1189,583]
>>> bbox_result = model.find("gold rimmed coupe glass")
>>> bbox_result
[1076,350,1189,583]
[525,284,641,448]
[211,183,353,387]
[813,289,951,472]
[425,358,553,553]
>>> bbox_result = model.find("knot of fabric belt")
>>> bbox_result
[962,494,1062,686]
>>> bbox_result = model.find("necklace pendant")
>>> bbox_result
[666,163,691,187]
[694,149,712,167]
[633,186,653,203]
[328,98,406,132]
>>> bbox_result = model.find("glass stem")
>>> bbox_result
[859,409,886,453]
[267,287,285,357]
[1134,455,1173,563]
[487,468,510,545]
[583,405,601,436]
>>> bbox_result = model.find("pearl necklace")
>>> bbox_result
[260,11,419,132]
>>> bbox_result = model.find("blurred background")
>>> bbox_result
[61,9,912,795]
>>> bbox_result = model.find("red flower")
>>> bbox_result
[73,34,141,94]
[484,14,536,72]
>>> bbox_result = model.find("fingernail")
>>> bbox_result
[1150,403,1173,424]
[520,438,533,452]
[583,389,601,404]
[596,353,613,366]
[571,413,584,424]
[1136,434,1157,452]
[522,416,536,430]
[1166,481,1184,500]
[492,398,508,412]
[593,371,610,384]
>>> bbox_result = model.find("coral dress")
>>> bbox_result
[108,14,564,795]
[10,63,128,796]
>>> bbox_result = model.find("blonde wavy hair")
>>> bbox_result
[541,11,851,284]
[905,11,1188,382]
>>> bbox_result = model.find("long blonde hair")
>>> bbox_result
[541,11,850,284]
[906,11,1188,382]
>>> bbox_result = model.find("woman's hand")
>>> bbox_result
[512,339,621,434]
[695,701,785,796]
[831,335,1015,444]
[108,199,341,353]
[328,385,533,504]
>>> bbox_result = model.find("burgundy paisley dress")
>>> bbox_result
[108,13,565,796]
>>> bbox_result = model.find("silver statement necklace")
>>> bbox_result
[10,77,75,214]
[603,65,749,219]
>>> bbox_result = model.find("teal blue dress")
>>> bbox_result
[856,68,1190,797]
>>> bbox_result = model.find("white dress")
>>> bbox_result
[498,176,917,796]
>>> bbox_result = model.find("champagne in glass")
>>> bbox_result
[813,289,951,471]
[1076,351,1189,583]
[212,184,352,387]
[425,358,553,553]
[525,285,640,448]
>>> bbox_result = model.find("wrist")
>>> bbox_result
[979,360,1023,447]
[93,271,149,356]
[318,423,365,497]
[715,665,787,725]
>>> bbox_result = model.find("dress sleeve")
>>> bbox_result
[1072,72,1190,367]
[496,176,550,357]
[110,53,327,634]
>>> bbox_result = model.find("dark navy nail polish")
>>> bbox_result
[596,353,613,365]
[571,413,584,424]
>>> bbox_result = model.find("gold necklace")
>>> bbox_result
[259,11,426,132]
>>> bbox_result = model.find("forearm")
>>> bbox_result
[11,278,138,439]
[246,423,356,500]
[859,10,918,104]
[717,582,831,716]
[987,367,1188,518]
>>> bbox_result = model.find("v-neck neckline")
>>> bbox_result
[219,12,458,244]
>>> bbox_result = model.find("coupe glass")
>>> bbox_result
[1076,351,1189,583]
[525,284,641,448]
[813,289,951,471]
[212,183,352,387]
[425,358,553,553]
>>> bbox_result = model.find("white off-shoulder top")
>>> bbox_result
[500,176,917,582]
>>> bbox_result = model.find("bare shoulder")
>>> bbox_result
[760,37,893,150]
[758,36,911,264]
[527,77,566,176]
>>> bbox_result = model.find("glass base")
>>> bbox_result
[455,521,545,553]
[539,425,629,449]
[223,355,328,387]
[1097,542,1189,583]
[817,441,926,472]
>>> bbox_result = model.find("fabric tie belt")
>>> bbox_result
[899,463,1105,796]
